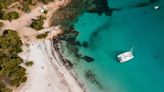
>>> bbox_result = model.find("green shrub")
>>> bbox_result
[36,32,48,39]
[31,16,45,30]
[0,10,9,20]
[25,61,34,67]
[39,0,52,4]
[24,0,33,4]
[8,11,20,20]
[0,2,7,9]
[0,0,18,10]
[0,11,20,20]
[0,22,4,27]
[0,82,12,92]
[0,29,27,92]
[0,29,23,53]
[22,2,31,13]
[43,10,48,14]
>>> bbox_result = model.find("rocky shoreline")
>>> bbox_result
[52,39,87,91]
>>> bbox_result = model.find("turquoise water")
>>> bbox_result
[70,0,164,92]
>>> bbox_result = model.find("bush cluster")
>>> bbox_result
[0,0,18,10]
[0,30,27,92]
[0,11,19,20]
[39,0,54,4]
[25,61,34,67]
[36,32,48,39]
[0,22,4,27]
[31,16,45,30]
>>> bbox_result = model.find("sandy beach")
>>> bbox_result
[16,40,85,92]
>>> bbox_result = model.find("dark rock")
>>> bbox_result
[85,70,96,83]
[75,41,82,46]
[85,70,103,89]
[149,0,160,4]
[64,59,73,69]
[82,56,95,62]
[82,41,88,48]
[86,0,121,16]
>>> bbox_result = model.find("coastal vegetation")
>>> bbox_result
[25,61,34,67]
[8,11,20,20]
[43,9,48,14]
[0,0,18,10]
[0,82,12,92]
[36,32,48,39]
[31,16,45,30]
[24,0,33,4]
[0,30,27,92]
[0,11,20,20]
[21,1,31,13]
[0,22,4,27]
[39,0,54,4]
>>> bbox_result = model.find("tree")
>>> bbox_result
[0,29,27,91]
[38,0,54,4]
[0,82,12,92]
[24,0,33,4]
[8,11,20,20]
[31,16,45,30]
[0,11,20,20]
[22,2,31,13]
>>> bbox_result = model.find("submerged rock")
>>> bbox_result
[86,0,121,16]
[85,70,96,83]
[82,56,95,62]
[135,0,160,8]
[82,41,88,48]
[85,70,103,89]
[149,0,160,4]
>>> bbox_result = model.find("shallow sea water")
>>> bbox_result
[66,0,164,92]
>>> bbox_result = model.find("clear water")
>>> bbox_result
[68,0,164,92]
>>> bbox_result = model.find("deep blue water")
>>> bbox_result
[67,0,164,92]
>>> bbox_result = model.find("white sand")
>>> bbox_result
[15,40,85,92]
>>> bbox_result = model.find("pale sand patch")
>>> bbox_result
[15,40,85,92]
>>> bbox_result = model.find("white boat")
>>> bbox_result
[117,47,134,63]
[154,5,160,10]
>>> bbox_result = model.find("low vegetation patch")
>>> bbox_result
[0,22,4,27]
[36,32,48,39]
[21,2,31,13]
[25,61,34,67]
[0,29,27,92]
[0,0,19,10]
[31,16,45,30]
[39,0,54,4]
[0,11,20,20]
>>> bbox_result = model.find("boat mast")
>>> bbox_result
[130,46,133,53]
